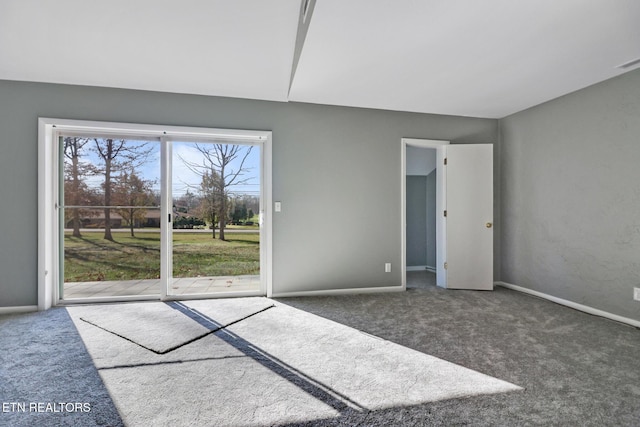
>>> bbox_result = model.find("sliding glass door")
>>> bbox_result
[168,140,262,297]
[61,136,162,300]
[54,123,269,304]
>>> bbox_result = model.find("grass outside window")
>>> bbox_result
[64,230,259,282]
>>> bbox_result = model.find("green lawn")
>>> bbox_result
[64,230,259,282]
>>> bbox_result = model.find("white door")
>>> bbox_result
[443,144,493,290]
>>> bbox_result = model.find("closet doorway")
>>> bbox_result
[401,138,494,291]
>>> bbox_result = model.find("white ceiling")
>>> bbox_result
[0,0,299,102]
[1,0,639,118]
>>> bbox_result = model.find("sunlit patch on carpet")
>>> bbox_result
[68,298,522,426]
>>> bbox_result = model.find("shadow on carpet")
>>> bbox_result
[0,308,123,427]
[71,297,274,354]
[67,298,522,426]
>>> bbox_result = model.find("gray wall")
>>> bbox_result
[0,80,497,307]
[406,147,437,269]
[406,145,437,175]
[500,68,640,322]
[406,176,427,266]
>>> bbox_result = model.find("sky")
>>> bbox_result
[171,141,260,198]
[65,139,261,204]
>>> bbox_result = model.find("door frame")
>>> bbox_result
[38,118,273,310]
[401,138,449,290]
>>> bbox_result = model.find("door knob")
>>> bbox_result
[486,222,493,228]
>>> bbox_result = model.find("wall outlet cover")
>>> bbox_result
[634,287,640,301]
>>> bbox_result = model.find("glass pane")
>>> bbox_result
[61,137,161,299]
[170,141,261,295]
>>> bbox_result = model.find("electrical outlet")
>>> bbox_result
[385,263,391,273]
[634,287,640,301]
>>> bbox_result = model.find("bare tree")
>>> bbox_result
[63,137,93,238]
[93,138,153,241]
[113,170,156,237]
[174,189,198,214]
[181,144,254,240]
[195,170,220,238]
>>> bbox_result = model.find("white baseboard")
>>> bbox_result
[272,285,404,298]
[496,281,640,328]
[0,305,38,315]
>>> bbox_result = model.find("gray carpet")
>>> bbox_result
[277,271,640,426]
[0,309,122,426]
[226,303,520,410]
[70,297,274,354]
[2,275,640,426]
[67,299,519,426]
[74,302,212,354]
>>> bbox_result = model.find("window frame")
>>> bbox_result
[38,118,273,309]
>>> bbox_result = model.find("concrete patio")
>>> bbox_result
[63,275,261,299]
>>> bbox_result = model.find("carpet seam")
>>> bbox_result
[98,355,249,371]
[80,303,276,355]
